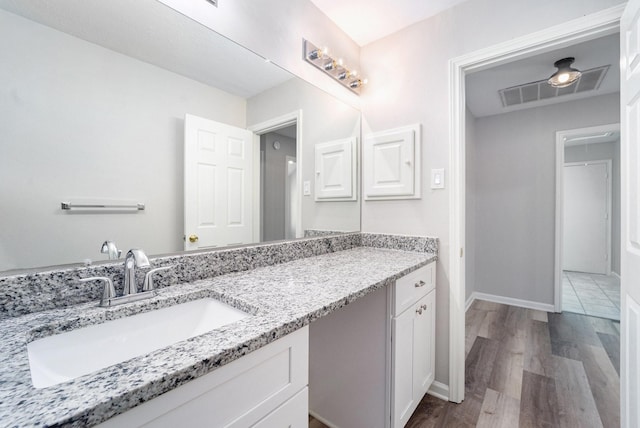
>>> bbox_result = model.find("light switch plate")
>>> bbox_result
[431,168,445,189]
[303,181,311,196]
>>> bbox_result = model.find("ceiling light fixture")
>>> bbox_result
[548,57,582,88]
[303,39,366,95]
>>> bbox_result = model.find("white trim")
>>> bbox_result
[465,293,476,312]
[471,292,555,313]
[554,124,619,312]
[426,381,449,401]
[248,110,304,239]
[612,271,621,280]
[449,4,623,403]
[308,411,339,428]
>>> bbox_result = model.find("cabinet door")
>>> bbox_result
[392,307,416,428]
[363,124,421,200]
[413,291,435,399]
[314,137,357,201]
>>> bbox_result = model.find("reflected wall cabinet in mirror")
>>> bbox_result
[0,0,361,273]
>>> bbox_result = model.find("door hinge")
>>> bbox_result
[460,248,464,258]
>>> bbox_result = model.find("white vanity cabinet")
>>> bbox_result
[391,263,436,427]
[309,261,436,428]
[98,326,308,428]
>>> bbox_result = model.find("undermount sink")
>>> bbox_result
[27,298,249,388]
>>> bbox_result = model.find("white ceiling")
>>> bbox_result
[0,0,292,98]
[310,0,470,46]
[466,33,620,118]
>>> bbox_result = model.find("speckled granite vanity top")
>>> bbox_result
[0,246,436,427]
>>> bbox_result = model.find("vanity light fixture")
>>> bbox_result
[548,57,582,88]
[303,39,366,94]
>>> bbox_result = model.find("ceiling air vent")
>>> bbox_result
[498,65,609,108]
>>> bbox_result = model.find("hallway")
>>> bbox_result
[406,300,620,427]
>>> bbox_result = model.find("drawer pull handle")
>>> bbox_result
[415,280,426,288]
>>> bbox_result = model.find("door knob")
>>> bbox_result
[189,234,199,243]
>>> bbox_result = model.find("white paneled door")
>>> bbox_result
[184,114,254,250]
[563,161,611,274]
[621,0,640,426]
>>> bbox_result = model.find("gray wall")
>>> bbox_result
[565,140,621,275]
[261,132,297,242]
[0,9,246,271]
[470,93,620,305]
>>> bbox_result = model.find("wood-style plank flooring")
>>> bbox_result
[406,300,620,427]
[310,300,620,427]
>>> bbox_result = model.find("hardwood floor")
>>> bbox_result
[406,300,620,427]
[309,300,620,427]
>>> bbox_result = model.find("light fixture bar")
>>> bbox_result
[303,39,366,95]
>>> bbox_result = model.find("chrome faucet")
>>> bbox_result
[80,247,173,307]
[123,249,150,296]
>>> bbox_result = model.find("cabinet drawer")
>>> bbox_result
[393,262,435,316]
[98,326,309,428]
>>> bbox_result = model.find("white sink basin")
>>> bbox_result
[27,298,249,388]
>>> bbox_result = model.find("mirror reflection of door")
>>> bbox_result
[260,126,298,242]
[184,114,255,250]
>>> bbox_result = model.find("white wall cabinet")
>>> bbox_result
[314,137,357,201]
[363,124,421,200]
[98,326,308,428]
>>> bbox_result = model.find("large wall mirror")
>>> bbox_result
[0,0,361,274]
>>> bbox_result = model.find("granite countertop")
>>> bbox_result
[0,247,436,427]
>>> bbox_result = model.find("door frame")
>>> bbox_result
[248,110,303,241]
[555,124,619,312]
[448,5,623,403]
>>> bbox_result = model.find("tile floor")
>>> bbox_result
[562,271,620,320]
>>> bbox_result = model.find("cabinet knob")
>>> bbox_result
[414,280,426,288]
[416,307,423,315]
[188,234,199,243]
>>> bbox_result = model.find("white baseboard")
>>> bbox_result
[465,293,476,312]
[470,291,554,312]
[427,381,449,401]
[612,271,621,280]
[309,410,339,428]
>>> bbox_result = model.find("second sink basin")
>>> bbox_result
[27,298,249,388]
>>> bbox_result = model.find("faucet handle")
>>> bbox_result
[79,277,117,305]
[142,266,173,292]
[100,241,122,260]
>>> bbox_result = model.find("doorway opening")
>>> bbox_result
[449,6,623,403]
[248,110,303,243]
[556,124,621,320]
[259,125,298,242]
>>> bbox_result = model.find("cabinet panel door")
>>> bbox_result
[314,137,357,201]
[413,291,435,398]
[392,309,416,427]
[363,124,421,200]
